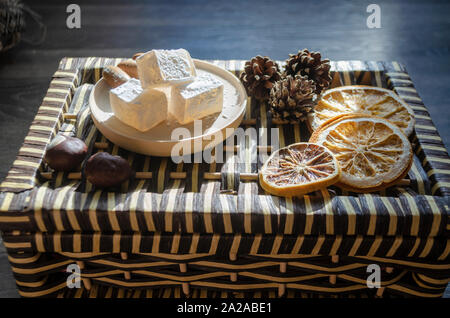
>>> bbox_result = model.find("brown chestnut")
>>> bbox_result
[117,59,138,78]
[85,152,132,188]
[45,135,88,171]
[132,52,144,60]
[102,65,130,88]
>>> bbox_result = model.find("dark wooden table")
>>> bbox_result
[0,0,449,298]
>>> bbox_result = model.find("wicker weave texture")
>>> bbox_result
[0,58,448,298]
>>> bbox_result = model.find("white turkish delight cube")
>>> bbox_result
[109,78,167,132]
[170,74,223,125]
[136,49,197,88]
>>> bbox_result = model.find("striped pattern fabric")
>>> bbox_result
[0,58,449,298]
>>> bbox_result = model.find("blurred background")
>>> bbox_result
[0,0,449,297]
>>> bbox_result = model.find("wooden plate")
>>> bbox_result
[89,59,247,157]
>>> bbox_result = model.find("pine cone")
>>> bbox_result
[284,49,331,94]
[0,0,25,52]
[240,56,281,101]
[269,75,316,123]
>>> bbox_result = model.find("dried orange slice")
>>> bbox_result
[259,142,341,197]
[310,114,413,192]
[308,85,415,136]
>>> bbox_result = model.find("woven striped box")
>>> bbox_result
[0,58,449,298]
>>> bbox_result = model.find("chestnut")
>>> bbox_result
[45,135,88,171]
[132,52,144,60]
[85,152,132,188]
[117,59,138,79]
[102,65,130,88]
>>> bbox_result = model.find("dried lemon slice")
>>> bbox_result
[308,85,415,136]
[310,114,413,192]
[259,142,341,197]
